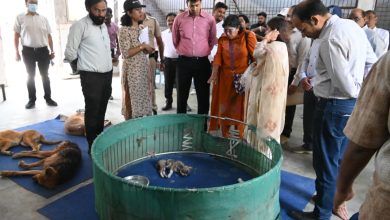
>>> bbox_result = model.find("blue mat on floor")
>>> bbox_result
[38,171,315,219]
[0,117,92,198]
[280,171,316,219]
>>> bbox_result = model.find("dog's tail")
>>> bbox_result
[39,136,62,145]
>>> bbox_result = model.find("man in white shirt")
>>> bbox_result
[349,9,383,60]
[290,39,321,154]
[208,2,227,63]
[365,10,389,56]
[65,0,112,154]
[14,0,57,109]
[289,1,377,219]
[281,5,311,145]
[161,13,178,111]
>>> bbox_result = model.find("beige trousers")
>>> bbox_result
[149,57,157,111]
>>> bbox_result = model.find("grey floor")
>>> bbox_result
[0,63,374,220]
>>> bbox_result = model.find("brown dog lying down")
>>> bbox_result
[0,141,81,189]
[59,111,112,136]
[0,130,62,155]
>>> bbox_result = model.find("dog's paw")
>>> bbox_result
[18,160,29,169]
[0,171,13,177]
[1,151,13,156]
[159,171,166,178]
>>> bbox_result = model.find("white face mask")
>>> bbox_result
[28,3,38,13]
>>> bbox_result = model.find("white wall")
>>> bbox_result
[357,0,376,10]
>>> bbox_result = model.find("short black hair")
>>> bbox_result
[85,0,107,11]
[293,0,328,22]
[267,16,289,42]
[106,7,112,14]
[166,12,177,20]
[257,12,267,18]
[186,0,201,4]
[214,2,228,11]
[223,14,243,31]
[267,16,289,32]
[365,10,376,16]
[238,14,250,24]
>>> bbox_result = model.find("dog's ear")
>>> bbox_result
[44,167,57,177]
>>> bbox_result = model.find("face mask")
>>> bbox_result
[89,11,105,26]
[28,3,38,13]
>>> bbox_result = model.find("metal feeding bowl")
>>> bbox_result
[123,175,150,186]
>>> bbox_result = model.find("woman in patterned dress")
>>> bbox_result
[119,2,154,120]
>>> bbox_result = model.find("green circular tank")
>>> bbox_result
[92,114,282,220]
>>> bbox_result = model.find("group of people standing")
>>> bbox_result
[12,0,390,219]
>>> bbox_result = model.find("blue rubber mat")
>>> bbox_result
[280,171,316,219]
[116,152,255,188]
[0,117,92,198]
[38,170,315,219]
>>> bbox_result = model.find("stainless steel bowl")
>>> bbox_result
[123,175,150,186]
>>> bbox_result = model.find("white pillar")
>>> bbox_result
[357,0,377,10]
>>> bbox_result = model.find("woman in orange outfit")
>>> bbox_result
[208,15,256,137]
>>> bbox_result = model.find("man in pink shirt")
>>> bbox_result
[105,7,120,63]
[172,0,216,115]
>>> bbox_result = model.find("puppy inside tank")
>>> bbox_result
[156,159,192,178]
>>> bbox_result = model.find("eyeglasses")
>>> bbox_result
[224,27,238,33]
[349,16,363,22]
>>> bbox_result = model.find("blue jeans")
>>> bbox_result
[312,98,356,220]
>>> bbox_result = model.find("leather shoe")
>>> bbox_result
[25,101,35,109]
[152,109,157,115]
[288,210,318,220]
[292,144,313,154]
[46,99,58,106]
[186,104,192,112]
[162,103,172,111]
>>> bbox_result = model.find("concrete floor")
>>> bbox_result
[0,63,374,220]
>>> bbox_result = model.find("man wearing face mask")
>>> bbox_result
[14,0,57,109]
[65,0,112,154]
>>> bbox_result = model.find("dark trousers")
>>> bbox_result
[312,98,356,219]
[303,89,317,147]
[282,68,297,137]
[176,56,211,114]
[163,58,177,104]
[21,46,51,101]
[80,70,112,150]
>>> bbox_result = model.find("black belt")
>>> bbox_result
[23,46,48,51]
[178,55,208,60]
[316,97,356,104]
[165,57,178,61]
